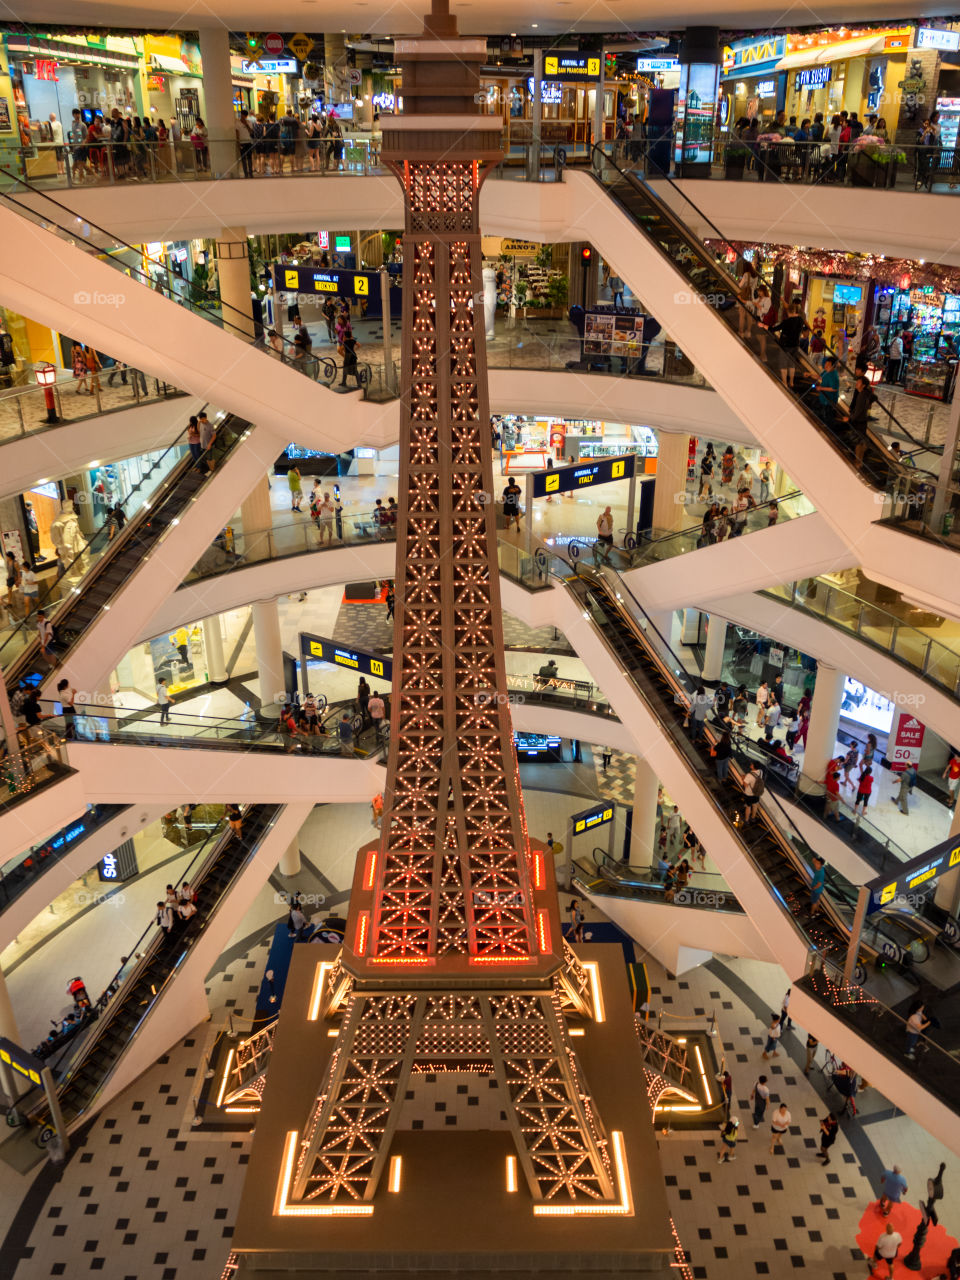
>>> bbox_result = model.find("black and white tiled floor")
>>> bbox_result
[4,929,953,1279]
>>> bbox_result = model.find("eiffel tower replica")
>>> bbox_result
[232,12,683,1271]
[275,0,625,1216]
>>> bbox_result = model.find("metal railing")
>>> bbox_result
[762,576,960,700]
[2,133,384,190]
[0,730,70,811]
[0,371,183,443]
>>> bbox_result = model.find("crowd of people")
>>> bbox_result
[265,298,363,388]
[236,107,348,176]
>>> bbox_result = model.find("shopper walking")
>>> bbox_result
[905,1003,930,1059]
[157,677,172,725]
[878,1165,908,1215]
[804,1033,819,1075]
[288,466,303,512]
[716,1117,739,1163]
[942,751,960,809]
[762,1012,782,1060]
[853,765,874,817]
[750,1074,770,1127]
[769,1102,791,1154]
[816,1112,839,1166]
[891,762,917,815]
[741,762,764,822]
[872,1223,903,1278]
[338,710,356,757]
[595,506,614,563]
[502,479,522,532]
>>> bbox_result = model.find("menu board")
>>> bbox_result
[583,309,645,359]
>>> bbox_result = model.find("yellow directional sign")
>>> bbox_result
[285,269,299,288]
[354,275,369,296]
[289,33,315,61]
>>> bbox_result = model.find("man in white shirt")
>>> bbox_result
[873,1223,902,1277]
[156,901,175,935]
[317,492,336,544]
[49,113,65,174]
[887,333,904,384]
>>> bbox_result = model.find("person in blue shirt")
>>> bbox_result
[879,1165,908,1215]
[809,855,826,911]
[817,354,841,427]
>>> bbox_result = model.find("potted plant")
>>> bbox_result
[724,141,750,180]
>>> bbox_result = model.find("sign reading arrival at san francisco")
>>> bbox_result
[542,52,602,81]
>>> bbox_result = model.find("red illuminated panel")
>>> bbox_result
[536,909,551,954]
[532,851,545,890]
[363,850,377,891]
[355,911,370,957]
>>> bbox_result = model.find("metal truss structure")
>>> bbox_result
[283,0,620,1216]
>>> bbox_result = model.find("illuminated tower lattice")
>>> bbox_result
[286,0,618,1212]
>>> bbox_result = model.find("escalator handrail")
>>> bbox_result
[51,804,278,1117]
[0,413,206,675]
[5,413,244,688]
[590,142,936,469]
[587,144,929,484]
[0,176,306,365]
[570,564,875,956]
[49,811,233,1096]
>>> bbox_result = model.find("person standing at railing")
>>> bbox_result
[156,678,172,726]
[237,109,255,178]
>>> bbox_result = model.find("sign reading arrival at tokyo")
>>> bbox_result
[531,452,635,498]
[542,52,602,81]
[300,633,393,682]
[274,265,374,297]
[868,835,960,912]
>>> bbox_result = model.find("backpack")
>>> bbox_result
[753,771,765,798]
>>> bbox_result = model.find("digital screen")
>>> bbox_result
[531,451,635,498]
[840,676,894,734]
[513,733,563,760]
[583,308,646,360]
[833,284,863,305]
[674,62,719,167]
[335,235,352,250]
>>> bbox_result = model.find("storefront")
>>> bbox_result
[492,414,660,469]
[872,281,960,399]
[142,36,203,132]
[721,35,787,122]
[3,33,142,175]
[775,27,911,128]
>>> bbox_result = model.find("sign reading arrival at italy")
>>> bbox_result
[300,633,393,682]
[532,452,635,498]
[542,51,602,81]
[867,834,960,913]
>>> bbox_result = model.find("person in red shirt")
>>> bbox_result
[942,754,960,810]
[824,770,841,821]
[853,766,873,815]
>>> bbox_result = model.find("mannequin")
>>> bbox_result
[49,500,87,583]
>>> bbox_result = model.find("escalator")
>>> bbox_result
[562,564,918,982]
[41,804,281,1129]
[3,413,246,692]
[587,147,931,497]
[575,846,743,914]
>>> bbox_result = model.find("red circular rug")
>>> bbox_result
[857,1200,958,1277]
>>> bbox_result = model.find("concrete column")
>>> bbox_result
[934,804,960,915]
[198,27,238,179]
[215,226,255,340]
[798,663,845,795]
[651,432,690,532]
[629,757,660,869]
[0,964,22,1045]
[278,837,301,877]
[703,615,727,681]
[240,475,273,562]
[529,47,543,180]
[203,615,227,684]
[680,609,700,646]
[252,599,285,718]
